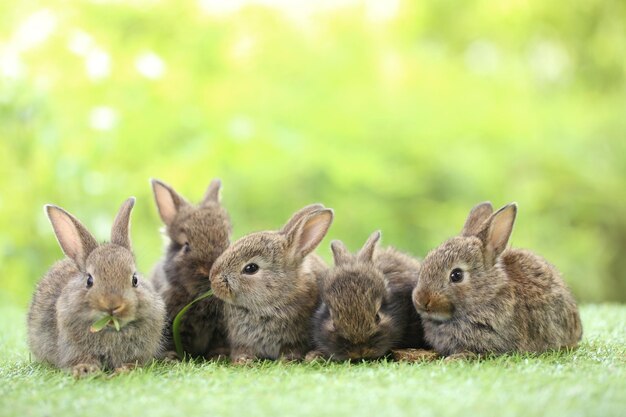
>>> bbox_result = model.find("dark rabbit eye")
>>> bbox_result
[242,263,259,275]
[450,268,464,283]
[183,242,191,254]
[132,272,138,287]
[86,274,94,288]
[375,312,382,324]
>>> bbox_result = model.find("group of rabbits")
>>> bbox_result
[27,179,583,377]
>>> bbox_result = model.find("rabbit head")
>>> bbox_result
[47,198,152,328]
[152,179,231,295]
[314,231,399,360]
[412,202,517,323]
[209,204,333,311]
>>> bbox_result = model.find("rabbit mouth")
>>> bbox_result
[419,311,453,322]
[209,277,233,301]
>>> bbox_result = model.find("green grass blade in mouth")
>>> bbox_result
[90,316,113,333]
[90,315,122,333]
[172,289,214,359]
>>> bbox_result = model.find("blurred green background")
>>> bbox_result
[1,0,625,306]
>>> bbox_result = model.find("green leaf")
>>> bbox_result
[90,315,122,333]
[172,289,214,359]
[112,316,121,331]
[90,316,113,333]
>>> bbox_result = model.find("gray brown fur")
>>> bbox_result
[209,204,333,362]
[27,198,165,376]
[310,231,426,361]
[413,202,582,356]
[150,179,231,358]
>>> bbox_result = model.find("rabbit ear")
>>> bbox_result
[151,179,188,226]
[110,197,135,250]
[201,179,221,206]
[279,203,325,235]
[331,240,351,266]
[45,205,98,270]
[462,201,493,236]
[357,230,381,263]
[286,208,334,259]
[479,203,517,264]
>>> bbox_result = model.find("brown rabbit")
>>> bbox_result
[412,202,582,357]
[209,204,333,363]
[27,198,165,377]
[307,231,425,361]
[150,179,231,359]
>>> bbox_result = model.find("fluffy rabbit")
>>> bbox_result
[28,198,165,377]
[150,179,231,358]
[307,231,425,361]
[209,204,333,363]
[412,202,582,357]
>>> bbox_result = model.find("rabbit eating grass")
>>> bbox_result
[28,198,166,378]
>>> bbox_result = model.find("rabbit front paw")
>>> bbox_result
[444,351,480,361]
[71,363,101,379]
[304,350,325,362]
[392,348,439,362]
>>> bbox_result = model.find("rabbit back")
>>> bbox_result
[27,259,78,365]
[505,248,582,351]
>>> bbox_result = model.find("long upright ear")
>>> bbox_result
[111,197,135,250]
[201,179,222,206]
[285,208,334,259]
[479,203,517,263]
[279,203,325,235]
[151,179,188,226]
[462,201,493,236]
[357,230,381,263]
[45,205,98,270]
[331,240,351,266]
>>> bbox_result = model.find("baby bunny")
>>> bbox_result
[150,179,231,359]
[209,204,333,363]
[28,198,165,377]
[413,202,582,357]
[308,231,425,361]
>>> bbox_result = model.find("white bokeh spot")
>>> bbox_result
[135,52,166,79]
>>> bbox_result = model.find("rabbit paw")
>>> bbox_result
[444,351,479,362]
[304,350,325,362]
[113,363,138,375]
[392,348,439,362]
[231,354,255,366]
[72,363,101,379]
[205,347,230,362]
[279,351,303,363]
[162,351,180,362]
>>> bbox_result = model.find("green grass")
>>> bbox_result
[1,304,624,417]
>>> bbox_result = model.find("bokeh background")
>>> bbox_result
[1,0,625,307]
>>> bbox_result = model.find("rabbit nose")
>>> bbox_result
[99,297,126,316]
[415,292,431,311]
[110,303,126,315]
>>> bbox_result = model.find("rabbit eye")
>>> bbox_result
[450,268,464,283]
[242,263,259,275]
[132,272,138,287]
[182,242,191,254]
[86,274,94,288]
[375,312,382,324]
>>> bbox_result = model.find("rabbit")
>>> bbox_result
[412,201,583,358]
[150,178,231,359]
[27,198,166,378]
[209,204,333,363]
[307,231,426,361]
